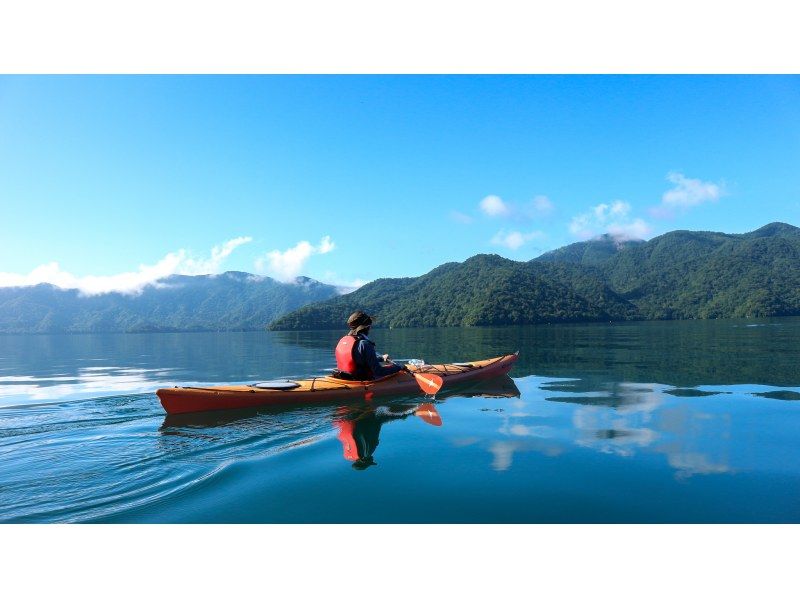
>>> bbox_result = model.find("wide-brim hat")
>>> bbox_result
[347,310,373,333]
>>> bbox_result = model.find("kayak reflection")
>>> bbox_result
[158,376,520,468]
[334,375,520,470]
[335,402,441,470]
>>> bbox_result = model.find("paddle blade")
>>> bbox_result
[413,372,443,394]
[414,403,442,426]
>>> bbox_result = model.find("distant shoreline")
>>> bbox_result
[1,314,795,336]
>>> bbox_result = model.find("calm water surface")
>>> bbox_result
[1,318,799,523]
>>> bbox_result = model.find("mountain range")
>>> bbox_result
[4,222,799,334]
[0,272,339,333]
[269,222,800,330]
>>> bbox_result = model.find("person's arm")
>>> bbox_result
[358,339,402,378]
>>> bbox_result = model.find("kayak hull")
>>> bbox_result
[156,353,518,415]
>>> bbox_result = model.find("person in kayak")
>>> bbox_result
[334,311,404,381]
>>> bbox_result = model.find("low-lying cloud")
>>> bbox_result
[491,230,545,250]
[0,237,253,295]
[179,236,253,275]
[570,200,652,241]
[254,236,335,282]
[318,270,371,294]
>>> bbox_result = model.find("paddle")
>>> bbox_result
[387,359,443,394]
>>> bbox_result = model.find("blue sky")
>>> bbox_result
[1,75,799,293]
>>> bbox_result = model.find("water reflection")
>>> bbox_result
[155,369,793,483]
[4,318,800,409]
[3,322,800,522]
[333,376,520,469]
[0,332,329,407]
[493,376,740,479]
[335,402,442,469]
[273,317,800,387]
[3,364,800,522]
[0,365,178,404]
[158,375,521,471]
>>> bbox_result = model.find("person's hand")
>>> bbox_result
[381,353,390,362]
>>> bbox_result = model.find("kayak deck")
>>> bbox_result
[157,353,518,414]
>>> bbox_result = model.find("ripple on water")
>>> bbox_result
[0,393,337,523]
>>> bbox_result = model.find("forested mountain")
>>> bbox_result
[0,272,339,333]
[588,223,800,318]
[536,234,645,266]
[269,222,800,330]
[5,223,799,333]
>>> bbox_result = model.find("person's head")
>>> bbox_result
[347,310,373,336]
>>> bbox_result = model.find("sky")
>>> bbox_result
[1,75,799,294]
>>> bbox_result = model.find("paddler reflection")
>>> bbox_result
[335,402,442,470]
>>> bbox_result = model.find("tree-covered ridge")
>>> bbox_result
[5,222,799,333]
[0,272,339,333]
[270,222,800,330]
[535,234,645,266]
[270,254,638,330]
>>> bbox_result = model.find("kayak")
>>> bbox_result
[156,353,518,415]
[159,374,521,428]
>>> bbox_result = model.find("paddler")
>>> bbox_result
[334,311,404,381]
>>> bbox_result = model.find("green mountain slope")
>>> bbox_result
[269,254,637,330]
[271,222,800,330]
[535,234,645,266]
[596,224,800,318]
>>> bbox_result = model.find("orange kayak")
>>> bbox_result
[156,353,518,415]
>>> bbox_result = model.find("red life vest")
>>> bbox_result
[335,335,358,374]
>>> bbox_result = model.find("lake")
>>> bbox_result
[1,318,799,523]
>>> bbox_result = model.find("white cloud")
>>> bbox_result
[569,200,651,240]
[450,210,474,224]
[596,200,630,220]
[317,236,335,254]
[608,219,652,241]
[336,279,370,294]
[478,194,554,220]
[479,195,510,217]
[0,237,253,296]
[662,172,724,208]
[649,173,726,219]
[530,195,554,215]
[180,236,253,275]
[255,236,335,282]
[491,229,544,250]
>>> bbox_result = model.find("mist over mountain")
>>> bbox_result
[270,222,800,330]
[0,272,339,333]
